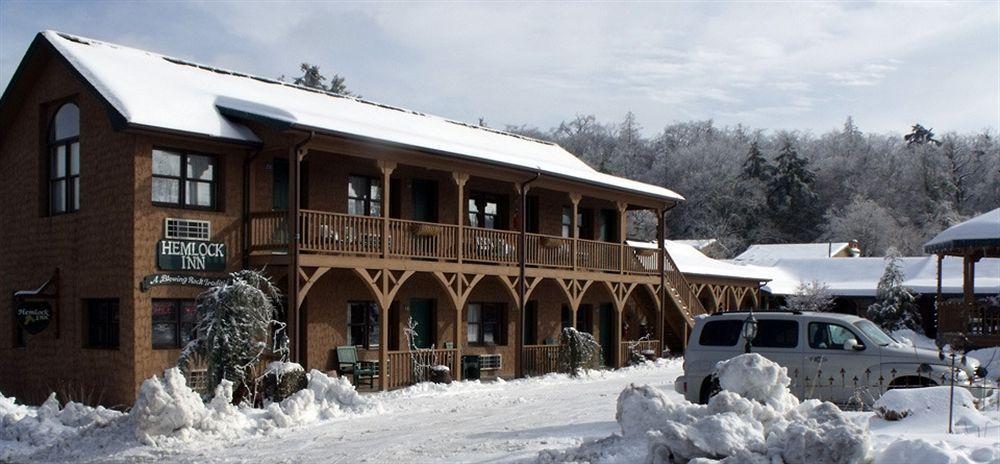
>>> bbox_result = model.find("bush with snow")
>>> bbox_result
[558,327,603,377]
[782,280,834,312]
[538,353,871,464]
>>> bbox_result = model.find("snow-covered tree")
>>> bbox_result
[289,62,356,96]
[741,139,771,181]
[782,280,834,312]
[867,248,922,333]
[557,327,602,377]
[178,270,288,397]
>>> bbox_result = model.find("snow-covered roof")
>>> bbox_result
[629,240,772,281]
[733,242,853,265]
[673,239,719,251]
[31,31,683,203]
[760,256,1000,297]
[924,208,1000,254]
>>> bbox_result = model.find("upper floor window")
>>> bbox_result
[561,207,572,237]
[348,175,382,216]
[468,192,505,229]
[49,103,80,214]
[152,149,218,209]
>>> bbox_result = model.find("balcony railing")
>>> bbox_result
[938,298,1000,338]
[249,210,661,276]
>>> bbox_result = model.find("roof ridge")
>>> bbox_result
[44,30,559,148]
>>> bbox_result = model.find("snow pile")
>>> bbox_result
[874,387,978,422]
[133,367,380,442]
[538,353,870,463]
[0,392,121,448]
[967,347,999,375]
[875,439,998,464]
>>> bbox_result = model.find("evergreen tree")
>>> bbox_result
[904,123,941,147]
[557,327,602,377]
[291,62,355,96]
[178,270,288,397]
[767,135,819,241]
[741,139,771,180]
[866,248,922,333]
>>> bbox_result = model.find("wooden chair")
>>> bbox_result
[336,345,378,388]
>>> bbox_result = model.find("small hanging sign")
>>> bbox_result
[16,301,52,335]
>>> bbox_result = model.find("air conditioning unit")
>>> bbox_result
[479,354,502,371]
[164,218,211,241]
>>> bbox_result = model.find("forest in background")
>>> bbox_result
[505,116,999,258]
[290,63,999,258]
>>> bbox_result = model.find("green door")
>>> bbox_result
[599,304,614,366]
[408,299,435,349]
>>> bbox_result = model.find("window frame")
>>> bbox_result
[151,148,220,211]
[348,301,380,349]
[48,102,80,216]
[467,302,506,346]
[347,175,382,217]
[151,299,199,349]
[561,206,572,238]
[84,299,119,350]
[750,319,799,349]
[467,192,505,230]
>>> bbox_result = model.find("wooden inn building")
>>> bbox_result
[0,31,767,405]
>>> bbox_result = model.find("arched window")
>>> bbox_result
[49,103,80,214]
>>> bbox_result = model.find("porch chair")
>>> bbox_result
[336,345,378,388]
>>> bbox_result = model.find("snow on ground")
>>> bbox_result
[2,358,999,463]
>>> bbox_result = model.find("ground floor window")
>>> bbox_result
[467,303,506,345]
[349,301,380,349]
[152,299,198,349]
[85,299,119,349]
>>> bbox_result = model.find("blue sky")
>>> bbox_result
[2,1,997,135]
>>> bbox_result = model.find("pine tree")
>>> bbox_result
[178,270,288,397]
[866,248,922,333]
[741,139,771,180]
[557,327,602,377]
[905,124,941,147]
[291,62,355,96]
[767,135,819,240]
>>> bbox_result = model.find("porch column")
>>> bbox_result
[453,172,469,263]
[614,308,623,368]
[379,298,390,391]
[936,253,943,303]
[453,301,463,381]
[378,160,396,259]
[287,145,306,363]
[963,254,976,303]
[656,207,666,356]
[617,201,627,274]
[570,193,581,271]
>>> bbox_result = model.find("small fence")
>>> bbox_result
[620,339,661,365]
[522,345,561,376]
[385,348,459,390]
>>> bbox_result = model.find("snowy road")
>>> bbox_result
[160,361,682,464]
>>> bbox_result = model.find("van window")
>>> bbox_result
[751,320,798,348]
[809,322,861,350]
[698,320,743,346]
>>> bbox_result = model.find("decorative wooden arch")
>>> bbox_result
[352,268,416,310]
[642,283,663,312]
[609,281,641,314]
[431,272,485,313]
[696,284,719,313]
[733,286,751,310]
[496,274,544,308]
[555,278,595,313]
[295,266,331,308]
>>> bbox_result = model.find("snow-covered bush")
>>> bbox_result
[259,362,308,403]
[178,270,289,400]
[557,327,602,377]
[782,280,834,312]
[867,248,922,333]
[539,353,871,463]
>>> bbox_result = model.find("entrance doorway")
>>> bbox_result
[408,299,435,349]
[599,304,615,366]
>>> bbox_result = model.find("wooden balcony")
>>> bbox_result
[937,298,1000,348]
[249,210,661,276]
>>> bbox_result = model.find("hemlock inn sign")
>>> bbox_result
[157,239,226,271]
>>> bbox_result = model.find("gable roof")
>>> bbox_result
[628,240,772,282]
[924,208,1000,254]
[5,31,683,203]
[733,242,853,265]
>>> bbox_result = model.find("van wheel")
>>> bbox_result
[699,376,721,404]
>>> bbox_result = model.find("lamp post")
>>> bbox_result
[742,312,758,354]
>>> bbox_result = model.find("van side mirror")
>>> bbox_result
[843,339,863,351]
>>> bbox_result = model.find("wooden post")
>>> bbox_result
[287,146,305,363]
[379,297,390,391]
[570,193,581,271]
[616,201,627,274]
[378,160,396,259]
[965,255,976,304]
[453,172,469,263]
[656,207,666,355]
[614,308,623,368]
[454,299,463,381]
[936,253,943,303]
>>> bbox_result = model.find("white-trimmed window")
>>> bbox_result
[49,102,80,214]
[152,149,218,209]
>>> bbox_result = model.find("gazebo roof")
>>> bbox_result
[924,208,1000,256]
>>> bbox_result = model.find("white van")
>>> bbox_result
[675,311,989,405]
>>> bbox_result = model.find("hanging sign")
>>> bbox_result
[141,273,227,292]
[157,239,227,271]
[17,301,52,335]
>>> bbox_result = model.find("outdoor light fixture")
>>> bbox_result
[741,313,758,354]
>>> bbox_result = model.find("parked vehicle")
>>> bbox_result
[675,311,990,405]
